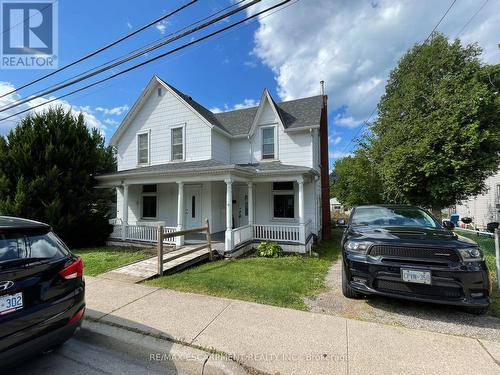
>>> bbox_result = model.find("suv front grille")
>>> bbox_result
[376,280,463,299]
[368,245,460,262]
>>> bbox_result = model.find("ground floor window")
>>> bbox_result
[142,184,157,219]
[272,182,294,219]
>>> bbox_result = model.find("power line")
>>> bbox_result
[0,0,198,99]
[0,0,261,113]
[456,0,489,38]
[1,0,248,108]
[0,0,296,123]
[339,0,458,156]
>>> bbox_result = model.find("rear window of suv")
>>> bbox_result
[351,207,439,228]
[0,231,69,262]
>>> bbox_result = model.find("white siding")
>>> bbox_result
[455,170,500,227]
[211,130,231,163]
[211,181,226,232]
[229,99,314,167]
[116,83,212,171]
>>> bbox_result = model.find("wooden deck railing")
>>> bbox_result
[156,219,212,275]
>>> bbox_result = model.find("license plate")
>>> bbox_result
[0,292,23,315]
[401,269,431,285]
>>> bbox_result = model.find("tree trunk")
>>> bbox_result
[431,207,443,222]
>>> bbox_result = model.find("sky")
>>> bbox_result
[0,0,498,170]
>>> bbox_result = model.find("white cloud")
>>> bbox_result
[210,98,259,113]
[126,21,132,29]
[249,0,500,124]
[155,20,168,34]
[0,81,126,136]
[95,105,129,116]
[329,136,342,145]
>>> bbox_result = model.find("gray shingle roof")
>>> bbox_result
[159,78,323,136]
[214,95,324,136]
[97,160,314,179]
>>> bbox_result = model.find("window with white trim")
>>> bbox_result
[262,127,275,159]
[272,182,294,219]
[141,184,157,219]
[171,127,184,161]
[137,132,149,164]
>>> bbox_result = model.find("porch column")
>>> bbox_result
[121,184,129,240]
[225,178,233,251]
[176,181,184,246]
[297,177,305,243]
[247,182,254,225]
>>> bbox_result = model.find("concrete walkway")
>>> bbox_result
[84,276,500,375]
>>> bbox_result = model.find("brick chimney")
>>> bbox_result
[319,81,331,240]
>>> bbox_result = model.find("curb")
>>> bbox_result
[83,317,264,375]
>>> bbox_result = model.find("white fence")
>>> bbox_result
[455,227,494,238]
[232,225,254,247]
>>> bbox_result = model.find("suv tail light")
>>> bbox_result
[59,257,83,279]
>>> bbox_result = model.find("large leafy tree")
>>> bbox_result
[0,107,116,247]
[370,34,500,216]
[330,149,383,207]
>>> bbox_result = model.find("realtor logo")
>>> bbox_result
[1,0,58,69]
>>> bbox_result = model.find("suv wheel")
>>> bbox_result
[341,261,362,299]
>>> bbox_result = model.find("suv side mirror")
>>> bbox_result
[442,220,455,230]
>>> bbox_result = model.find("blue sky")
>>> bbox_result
[0,0,498,170]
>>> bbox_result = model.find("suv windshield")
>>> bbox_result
[351,206,439,228]
[0,231,69,263]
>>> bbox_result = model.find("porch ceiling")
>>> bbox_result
[96,159,318,186]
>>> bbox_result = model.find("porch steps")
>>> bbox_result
[98,245,212,283]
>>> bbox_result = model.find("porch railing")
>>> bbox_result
[232,224,254,247]
[254,223,301,242]
[110,224,177,244]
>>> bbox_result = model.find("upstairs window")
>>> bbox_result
[137,132,149,164]
[142,184,157,219]
[262,127,275,159]
[171,127,184,161]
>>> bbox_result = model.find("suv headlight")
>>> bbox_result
[345,240,371,253]
[457,247,484,262]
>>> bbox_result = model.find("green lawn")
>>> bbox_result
[146,230,343,310]
[455,229,499,318]
[74,247,152,276]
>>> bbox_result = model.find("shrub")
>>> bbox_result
[256,241,283,258]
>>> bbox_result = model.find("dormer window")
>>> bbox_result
[262,126,275,159]
[137,132,149,165]
[171,126,184,161]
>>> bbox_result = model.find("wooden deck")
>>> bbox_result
[98,244,215,283]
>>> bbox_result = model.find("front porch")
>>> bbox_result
[99,161,320,257]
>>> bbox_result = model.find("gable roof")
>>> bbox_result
[110,76,324,144]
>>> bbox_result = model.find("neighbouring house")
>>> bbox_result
[455,169,500,228]
[97,76,331,257]
[330,197,349,217]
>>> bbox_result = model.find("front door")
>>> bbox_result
[184,186,202,229]
[237,188,249,227]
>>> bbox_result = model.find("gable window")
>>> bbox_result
[142,184,157,219]
[272,181,294,219]
[262,127,275,159]
[137,132,149,164]
[171,127,184,161]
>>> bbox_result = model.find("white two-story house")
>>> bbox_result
[97,76,331,256]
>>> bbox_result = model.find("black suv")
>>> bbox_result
[341,205,490,314]
[0,216,85,367]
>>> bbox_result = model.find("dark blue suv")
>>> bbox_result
[0,216,85,367]
[341,205,490,314]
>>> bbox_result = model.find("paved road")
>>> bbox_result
[7,325,198,375]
